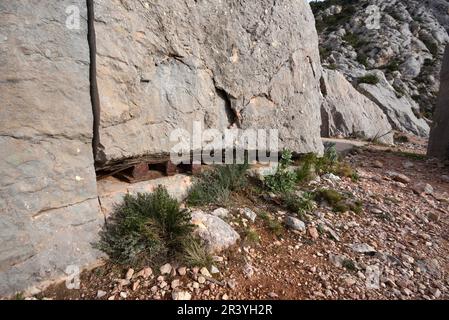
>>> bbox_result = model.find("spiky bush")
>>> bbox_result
[187,163,249,206]
[96,186,196,266]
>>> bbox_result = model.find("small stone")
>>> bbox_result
[132,280,140,291]
[284,216,306,231]
[240,208,257,222]
[108,295,115,301]
[159,281,168,289]
[350,243,376,254]
[227,279,237,290]
[222,294,229,300]
[172,291,192,301]
[160,263,172,275]
[428,212,441,222]
[412,183,434,195]
[308,226,319,240]
[329,253,345,268]
[198,276,206,284]
[97,290,107,299]
[125,268,135,280]
[373,160,383,168]
[441,175,449,183]
[431,288,442,298]
[171,279,180,289]
[212,208,229,218]
[243,263,255,278]
[210,266,220,274]
[177,267,187,276]
[120,292,128,299]
[268,292,279,298]
[403,161,414,169]
[387,171,411,184]
[150,286,158,293]
[200,267,212,278]
[193,282,200,289]
[142,267,153,279]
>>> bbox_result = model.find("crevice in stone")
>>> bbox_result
[215,87,240,128]
[86,0,104,167]
[320,76,328,97]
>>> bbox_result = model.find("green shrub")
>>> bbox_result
[265,149,297,193]
[358,74,380,85]
[187,163,249,206]
[183,239,213,268]
[245,228,261,244]
[96,186,196,266]
[267,219,284,237]
[385,59,401,73]
[283,192,316,219]
[342,32,366,49]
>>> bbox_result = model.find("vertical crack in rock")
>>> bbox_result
[215,87,240,128]
[86,0,103,166]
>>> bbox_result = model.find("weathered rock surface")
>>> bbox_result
[95,0,324,167]
[320,69,394,144]
[428,45,449,159]
[0,1,103,296]
[191,211,240,253]
[358,71,430,137]
[312,0,448,132]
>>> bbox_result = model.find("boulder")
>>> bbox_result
[320,69,394,144]
[358,71,430,137]
[191,211,240,254]
[428,45,449,159]
[94,0,324,168]
[0,1,103,296]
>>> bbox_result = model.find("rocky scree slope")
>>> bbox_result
[312,0,449,137]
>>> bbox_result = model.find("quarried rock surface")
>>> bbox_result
[0,1,103,296]
[95,0,324,167]
[321,69,394,144]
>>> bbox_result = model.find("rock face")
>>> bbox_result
[95,0,324,167]
[311,0,449,133]
[0,0,325,297]
[357,71,430,137]
[428,45,449,159]
[321,69,394,144]
[0,1,104,296]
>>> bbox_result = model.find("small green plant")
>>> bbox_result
[385,59,401,73]
[183,239,213,268]
[342,32,366,49]
[358,74,380,85]
[342,259,357,271]
[265,149,297,193]
[282,192,316,221]
[267,219,284,237]
[96,186,197,266]
[187,163,249,206]
[245,228,261,244]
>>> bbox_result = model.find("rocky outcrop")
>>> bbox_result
[320,69,394,144]
[357,71,430,137]
[0,1,104,296]
[428,45,449,159]
[311,0,449,132]
[95,0,324,168]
